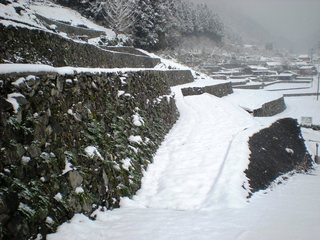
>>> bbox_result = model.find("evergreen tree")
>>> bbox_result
[55,0,224,50]
[133,0,158,49]
[100,0,136,35]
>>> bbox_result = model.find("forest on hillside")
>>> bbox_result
[55,0,224,50]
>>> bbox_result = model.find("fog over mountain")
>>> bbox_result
[186,0,320,53]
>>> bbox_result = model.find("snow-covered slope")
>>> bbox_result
[0,0,117,40]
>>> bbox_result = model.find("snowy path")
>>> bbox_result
[48,85,320,240]
[127,87,257,210]
[48,165,320,240]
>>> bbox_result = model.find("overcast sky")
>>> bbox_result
[187,0,320,53]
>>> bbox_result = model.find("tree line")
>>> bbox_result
[55,0,224,50]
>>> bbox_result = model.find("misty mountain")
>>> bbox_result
[205,1,294,50]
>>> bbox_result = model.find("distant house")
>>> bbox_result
[244,65,273,76]
[278,72,297,80]
[298,54,311,63]
[298,65,318,76]
[265,62,284,72]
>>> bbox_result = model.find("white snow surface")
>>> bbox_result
[61,160,73,175]
[258,96,320,125]
[75,187,84,194]
[0,64,171,75]
[84,146,103,160]
[132,113,144,127]
[48,163,320,240]
[46,53,320,239]
[128,135,143,145]
[54,193,63,202]
[223,89,283,111]
[48,83,320,239]
[0,0,116,38]
[6,92,25,113]
[30,1,114,34]
[123,87,258,210]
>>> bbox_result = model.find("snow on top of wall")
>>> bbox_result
[0,64,74,75]
[0,64,193,75]
[224,89,283,112]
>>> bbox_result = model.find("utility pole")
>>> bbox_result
[316,143,319,164]
[317,65,320,101]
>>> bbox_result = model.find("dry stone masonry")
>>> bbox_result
[245,118,312,194]
[0,70,179,239]
[0,25,160,68]
[181,82,233,98]
[252,97,286,117]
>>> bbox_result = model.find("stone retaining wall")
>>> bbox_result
[159,70,194,87]
[246,118,312,194]
[0,70,178,239]
[0,25,160,68]
[35,14,105,39]
[181,82,233,97]
[233,84,263,89]
[253,97,286,117]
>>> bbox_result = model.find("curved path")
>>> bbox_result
[48,83,320,240]
[130,86,257,210]
[48,85,320,240]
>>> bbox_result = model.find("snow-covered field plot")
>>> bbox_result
[265,76,319,95]
[223,89,283,112]
[265,82,312,91]
[178,78,227,88]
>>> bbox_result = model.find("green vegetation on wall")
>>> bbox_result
[0,71,178,239]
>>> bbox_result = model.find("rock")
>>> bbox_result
[56,78,64,93]
[0,98,13,112]
[68,171,83,189]
[27,144,41,158]
[0,197,7,214]
[0,214,9,225]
